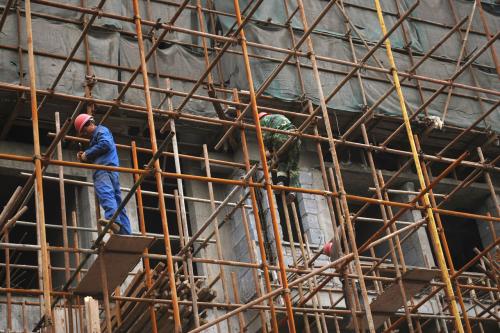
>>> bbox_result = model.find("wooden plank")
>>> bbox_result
[53,308,67,333]
[103,273,146,332]
[75,235,154,297]
[371,268,437,314]
[349,268,438,330]
[113,262,168,332]
[108,262,166,331]
[112,270,146,319]
[117,301,150,332]
[127,306,153,333]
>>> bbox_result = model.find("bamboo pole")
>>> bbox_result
[339,4,413,329]
[296,0,376,330]
[0,75,497,173]
[4,232,12,330]
[239,204,269,333]
[2,151,500,225]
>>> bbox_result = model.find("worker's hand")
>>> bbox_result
[77,151,87,162]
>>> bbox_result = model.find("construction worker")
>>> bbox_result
[323,240,364,329]
[258,112,301,202]
[74,114,132,235]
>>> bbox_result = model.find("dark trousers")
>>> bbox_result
[93,171,132,235]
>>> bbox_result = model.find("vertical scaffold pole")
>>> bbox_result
[24,0,54,331]
[232,1,296,332]
[372,1,464,332]
[130,0,182,331]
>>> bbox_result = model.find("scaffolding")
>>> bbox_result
[0,0,499,332]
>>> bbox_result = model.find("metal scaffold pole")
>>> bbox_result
[130,0,182,331]
[372,1,465,332]
[0,1,498,332]
[24,0,54,331]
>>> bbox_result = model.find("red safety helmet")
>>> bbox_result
[322,242,334,257]
[74,114,93,134]
[258,112,268,119]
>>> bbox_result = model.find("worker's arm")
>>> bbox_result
[84,127,113,162]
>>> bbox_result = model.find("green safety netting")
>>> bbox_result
[0,0,498,131]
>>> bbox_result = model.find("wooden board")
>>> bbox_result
[74,235,154,297]
[53,308,67,333]
[85,297,101,333]
[348,268,438,330]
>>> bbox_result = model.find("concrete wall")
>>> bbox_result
[391,182,435,268]
[184,158,238,332]
[476,194,500,257]
[297,168,330,247]
[0,296,42,332]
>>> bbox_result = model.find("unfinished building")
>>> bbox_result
[0,0,499,332]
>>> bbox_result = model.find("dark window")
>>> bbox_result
[0,173,76,289]
[134,152,183,269]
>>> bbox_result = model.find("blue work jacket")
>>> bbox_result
[84,125,119,168]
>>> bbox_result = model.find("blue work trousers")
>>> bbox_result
[93,171,132,235]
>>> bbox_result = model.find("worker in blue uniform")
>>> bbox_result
[74,114,132,235]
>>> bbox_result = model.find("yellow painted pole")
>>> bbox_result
[372,1,465,333]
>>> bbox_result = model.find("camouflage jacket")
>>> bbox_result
[260,114,296,150]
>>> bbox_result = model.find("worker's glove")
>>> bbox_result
[77,151,87,162]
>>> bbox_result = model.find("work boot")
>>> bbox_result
[99,219,121,234]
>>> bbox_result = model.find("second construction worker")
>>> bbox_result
[323,240,364,329]
[74,114,132,235]
[259,112,301,202]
